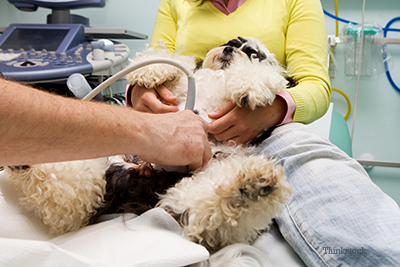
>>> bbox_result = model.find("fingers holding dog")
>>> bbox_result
[130,84,179,113]
[208,102,263,144]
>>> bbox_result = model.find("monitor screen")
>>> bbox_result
[1,28,69,51]
[8,0,105,10]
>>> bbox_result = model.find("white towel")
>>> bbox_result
[51,209,209,267]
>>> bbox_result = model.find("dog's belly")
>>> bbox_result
[175,68,228,123]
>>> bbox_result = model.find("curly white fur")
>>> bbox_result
[157,145,292,251]
[126,43,196,90]
[4,157,118,234]
[126,37,288,114]
[190,243,271,267]
[224,56,287,109]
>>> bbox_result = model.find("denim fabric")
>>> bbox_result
[258,123,400,267]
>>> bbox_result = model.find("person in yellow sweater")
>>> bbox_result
[128,0,400,266]
[128,0,330,144]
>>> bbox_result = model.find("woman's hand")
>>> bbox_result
[130,84,179,113]
[208,96,287,144]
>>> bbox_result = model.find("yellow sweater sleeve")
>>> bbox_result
[151,0,331,124]
[285,0,331,123]
[150,0,178,53]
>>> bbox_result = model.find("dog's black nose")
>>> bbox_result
[223,46,234,55]
[259,185,275,197]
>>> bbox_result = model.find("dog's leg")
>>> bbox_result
[224,59,289,110]
[125,44,196,91]
[4,158,110,234]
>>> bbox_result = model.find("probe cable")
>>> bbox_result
[82,58,196,111]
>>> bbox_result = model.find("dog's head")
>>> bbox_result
[201,37,278,70]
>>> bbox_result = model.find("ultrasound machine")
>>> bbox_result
[0,0,147,101]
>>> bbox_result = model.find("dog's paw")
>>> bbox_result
[126,61,182,89]
[125,43,196,89]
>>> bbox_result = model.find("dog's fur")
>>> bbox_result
[126,37,291,115]
[4,158,112,233]
[4,37,293,267]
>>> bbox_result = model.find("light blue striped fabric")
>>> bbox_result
[258,123,400,267]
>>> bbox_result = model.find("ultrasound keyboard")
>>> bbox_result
[0,24,131,83]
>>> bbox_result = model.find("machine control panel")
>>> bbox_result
[0,24,130,83]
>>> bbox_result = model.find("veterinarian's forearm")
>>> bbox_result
[0,79,211,168]
[0,79,148,164]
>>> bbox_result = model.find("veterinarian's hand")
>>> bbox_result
[130,84,179,113]
[140,110,212,170]
[208,97,287,144]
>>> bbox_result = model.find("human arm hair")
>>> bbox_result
[0,79,211,168]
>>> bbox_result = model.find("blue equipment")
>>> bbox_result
[0,0,146,100]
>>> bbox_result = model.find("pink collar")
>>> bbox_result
[211,0,247,15]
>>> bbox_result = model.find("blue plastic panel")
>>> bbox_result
[0,24,93,82]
